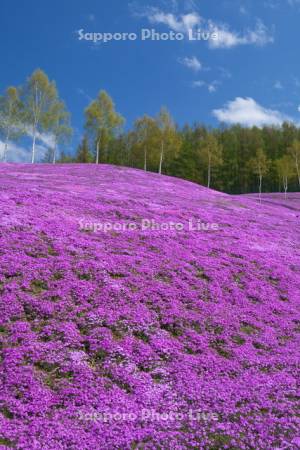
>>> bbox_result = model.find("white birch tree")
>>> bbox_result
[199,134,223,189]
[0,87,24,161]
[22,69,58,163]
[47,100,72,164]
[156,107,179,175]
[133,115,158,171]
[248,148,269,202]
[276,155,294,199]
[84,90,124,164]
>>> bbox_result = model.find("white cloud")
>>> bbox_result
[0,139,49,163]
[208,25,241,49]
[263,0,279,8]
[208,20,274,49]
[24,128,55,149]
[239,5,249,15]
[36,132,55,148]
[265,0,300,8]
[0,129,55,163]
[193,80,220,93]
[293,76,300,88]
[274,80,283,89]
[208,84,217,93]
[134,6,274,49]
[145,8,201,32]
[183,0,199,10]
[213,97,293,127]
[218,67,232,79]
[178,56,202,71]
[77,88,92,102]
[287,0,300,6]
[297,105,300,112]
[193,80,205,87]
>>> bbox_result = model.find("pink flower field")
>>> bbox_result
[0,164,299,450]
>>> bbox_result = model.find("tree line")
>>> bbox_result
[1,68,300,195]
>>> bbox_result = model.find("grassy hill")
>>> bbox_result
[0,164,299,449]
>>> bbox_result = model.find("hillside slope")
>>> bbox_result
[0,164,299,450]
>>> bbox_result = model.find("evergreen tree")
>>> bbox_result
[288,140,300,187]
[42,148,54,163]
[76,136,93,163]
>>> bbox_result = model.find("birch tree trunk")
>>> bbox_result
[52,141,57,164]
[31,127,37,164]
[159,141,164,175]
[3,102,13,162]
[96,139,100,164]
[3,128,10,162]
[284,177,288,200]
[31,83,42,164]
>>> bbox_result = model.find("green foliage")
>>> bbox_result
[248,148,269,177]
[248,148,270,199]
[78,116,300,195]
[47,100,72,163]
[156,107,181,174]
[20,69,73,163]
[132,115,159,171]
[288,140,300,186]
[1,69,300,195]
[0,86,24,161]
[84,90,124,163]
[76,136,93,163]
[57,150,74,163]
[107,119,292,195]
[198,133,223,188]
[276,155,295,196]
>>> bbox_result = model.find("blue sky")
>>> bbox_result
[1,0,300,159]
